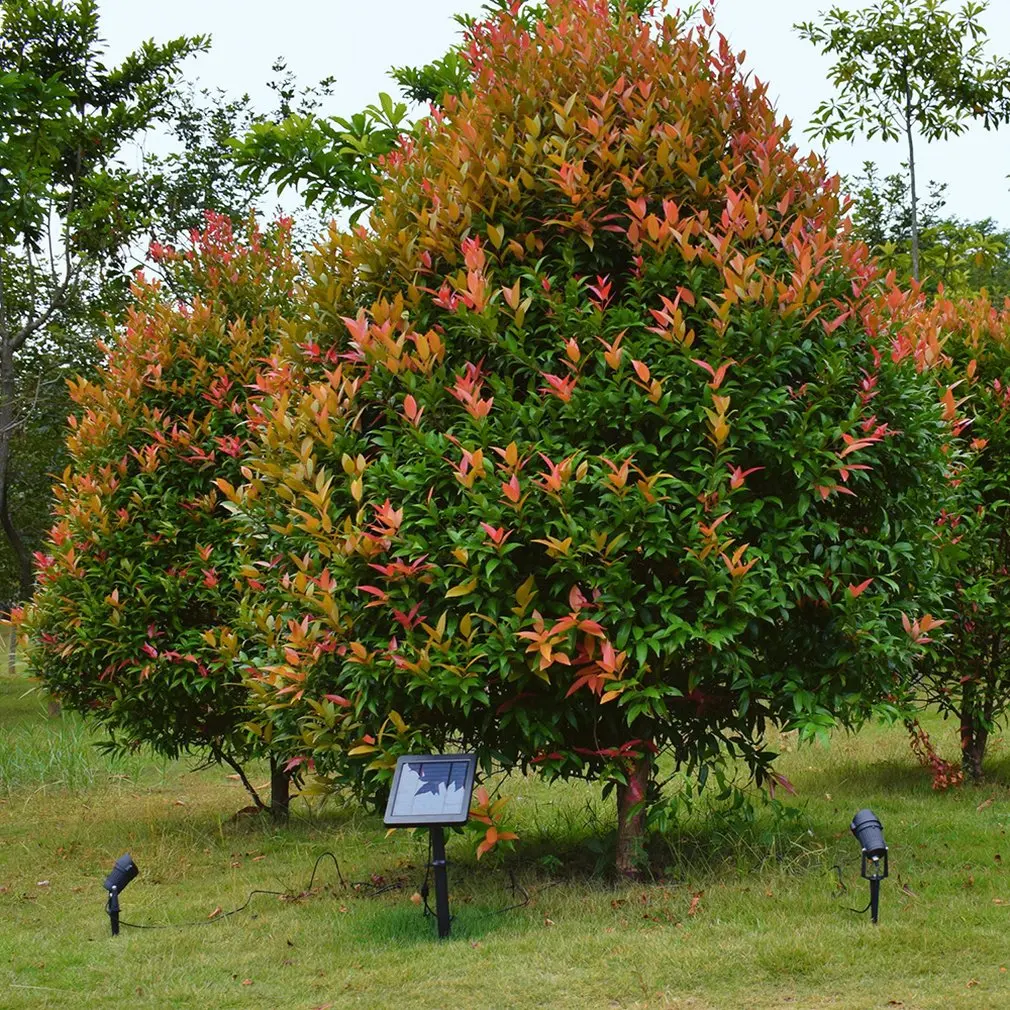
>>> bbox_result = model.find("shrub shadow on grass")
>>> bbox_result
[804,757,932,797]
[338,857,577,946]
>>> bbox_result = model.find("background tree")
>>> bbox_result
[17,214,300,817]
[797,0,1010,283]
[137,83,270,250]
[225,0,952,875]
[230,2,654,224]
[849,161,1010,297]
[0,0,205,604]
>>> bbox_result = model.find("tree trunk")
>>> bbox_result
[0,339,34,601]
[6,624,14,677]
[905,87,920,284]
[961,694,987,782]
[270,756,290,822]
[615,749,652,878]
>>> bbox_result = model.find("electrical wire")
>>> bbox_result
[112,844,537,934]
[831,864,873,915]
[112,850,397,931]
[114,888,288,929]
[414,835,535,925]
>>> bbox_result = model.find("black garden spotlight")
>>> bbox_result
[850,809,888,923]
[383,754,477,939]
[103,854,139,936]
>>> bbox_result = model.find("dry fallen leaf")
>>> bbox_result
[544,917,555,927]
[241,979,252,986]
[966,979,979,988]
[687,891,704,916]
[978,797,994,812]
[208,906,223,919]
[410,892,422,905]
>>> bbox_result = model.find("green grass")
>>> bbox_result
[3,671,1010,1009]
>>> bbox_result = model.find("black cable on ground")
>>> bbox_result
[113,849,397,932]
[115,888,289,930]
[112,845,541,934]
[830,863,872,916]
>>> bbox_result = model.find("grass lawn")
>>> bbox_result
[3,673,1010,1010]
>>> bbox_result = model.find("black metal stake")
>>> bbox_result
[869,877,880,924]
[429,826,451,939]
[108,886,120,936]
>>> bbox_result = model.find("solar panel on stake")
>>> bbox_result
[383,754,478,939]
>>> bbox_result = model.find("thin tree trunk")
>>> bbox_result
[615,749,652,878]
[961,692,986,782]
[0,341,34,601]
[7,624,15,678]
[270,755,290,822]
[905,86,920,284]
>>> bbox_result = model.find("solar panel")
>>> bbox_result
[383,754,477,827]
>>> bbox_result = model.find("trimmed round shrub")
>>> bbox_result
[227,0,950,869]
[19,214,298,804]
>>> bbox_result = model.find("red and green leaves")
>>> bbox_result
[20,214,300,771]
[194,0,953,859]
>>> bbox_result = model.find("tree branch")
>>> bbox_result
[214,746,268,810]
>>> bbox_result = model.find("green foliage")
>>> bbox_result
[232,95,410,224]
[138,83,270,245]
[0,0,206,255]
[17,215,298,774]
[797,1,1010,147]
[225,0,952,858]
[0,0,208,601]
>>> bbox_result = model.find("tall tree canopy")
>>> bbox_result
[797,0,1010,283]
[0,0,205,602]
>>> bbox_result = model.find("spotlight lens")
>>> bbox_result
[104,853,139,893]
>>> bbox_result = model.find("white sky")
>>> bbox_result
[96,0,1010,227]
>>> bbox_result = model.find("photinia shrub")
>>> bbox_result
[910,293,1010,781]
[17,213,299,814]
[227,0,951,872]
